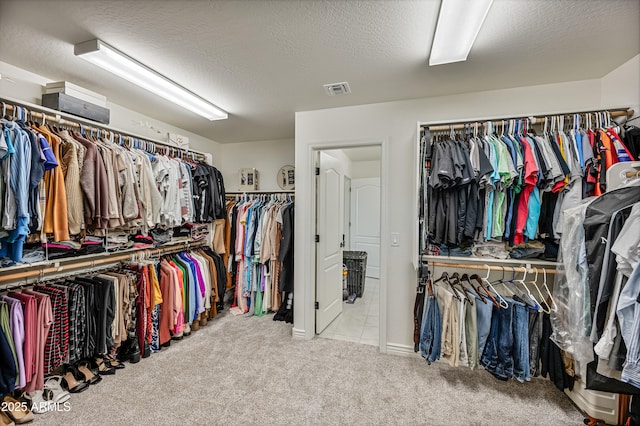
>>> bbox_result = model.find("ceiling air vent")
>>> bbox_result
[323,82,351,96]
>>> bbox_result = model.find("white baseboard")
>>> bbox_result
[292,327,307,340]
[386,342,421,358]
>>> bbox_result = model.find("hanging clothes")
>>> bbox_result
[0,248,217,394]
[423,120,634,262]
[225,194,294,319]
[0,117,226,264]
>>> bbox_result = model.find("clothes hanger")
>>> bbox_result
[450,272,474,305]
[514,267,540,310]
[526,268,551,314]
[481,265,509,308]
[496,266,525,303]
[433,272,462,302]
[498,266,534,309]
[466,273,494,305]
[540,268,557,313]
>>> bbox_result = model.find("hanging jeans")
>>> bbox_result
[476,295,494,359]
[419,294,441,364]
[512,301,531,382]
[481,301,514,381]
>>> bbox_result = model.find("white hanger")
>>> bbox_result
[541,268,557,312]
[526,267,550,313]
[482,265,509,309]
[515,267,538,306]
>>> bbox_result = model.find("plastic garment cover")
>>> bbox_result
[584,186,640,321]
[550,198,596,374]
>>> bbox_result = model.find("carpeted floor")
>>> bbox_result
[34,311,585,426]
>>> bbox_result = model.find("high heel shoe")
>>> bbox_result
[61,367,89,393]
[2,395,35,424]
[103,354,125,370]
[77,361,102,385]
[91,358,115,375]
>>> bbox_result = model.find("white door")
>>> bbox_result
[315,151,344,333]
[351,178,381,279]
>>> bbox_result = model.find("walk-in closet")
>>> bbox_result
[1,0,639,425]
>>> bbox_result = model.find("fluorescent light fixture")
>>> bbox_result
[74,39,227,120]
[429,0,493,66]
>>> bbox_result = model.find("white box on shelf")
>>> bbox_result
[45,81,107,107]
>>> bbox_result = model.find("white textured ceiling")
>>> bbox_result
[0,0,638,144]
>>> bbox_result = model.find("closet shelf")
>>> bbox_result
[1,96,208,161]
[421,254,558,269]
[420,107,634,131]
[0,240,207,286]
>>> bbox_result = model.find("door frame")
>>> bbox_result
[294,137,389,354]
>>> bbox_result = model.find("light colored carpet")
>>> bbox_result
[34,311,585,426]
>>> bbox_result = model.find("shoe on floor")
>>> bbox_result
[43,376,71,404]
[77,361,102,385]
[25,389,51,414]
[1,395,34,424]
[0,410,14,426]
[61,367,90,393]
[104,354,125,369]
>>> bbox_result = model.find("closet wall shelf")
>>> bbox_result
[420,107,634,131]
[422,254,558,273]
[0,240,207,287]
[0,96,208,161]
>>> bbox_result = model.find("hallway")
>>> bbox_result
[319,277,379,346]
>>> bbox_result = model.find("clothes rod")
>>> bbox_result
[0,241,206,284]
[426,261,558,275]
[0,97,208,160]
[226,190,295,195]
[422,108,634,132]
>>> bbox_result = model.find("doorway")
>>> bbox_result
[315,146,381,346]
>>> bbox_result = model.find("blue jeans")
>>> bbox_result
[481,301,514,381]
[420,294,442,364]
[512,301,530,382]
[476,296,494,359]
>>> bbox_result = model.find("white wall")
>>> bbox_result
[218,138,294,191]
[0,61,221,158]
[294,68,638,350]
[600,54,640,114]
[351,160,381,179]
[322,149,354,178]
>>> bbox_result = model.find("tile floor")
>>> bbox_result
[318,277,379,346]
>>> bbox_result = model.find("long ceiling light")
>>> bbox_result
[429,0,494,66]
[74,39,227,120]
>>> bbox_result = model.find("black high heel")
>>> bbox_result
[61,366,89,393]
[104,354,125,369]
[77,361,102,384]
[91,357,116,375]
